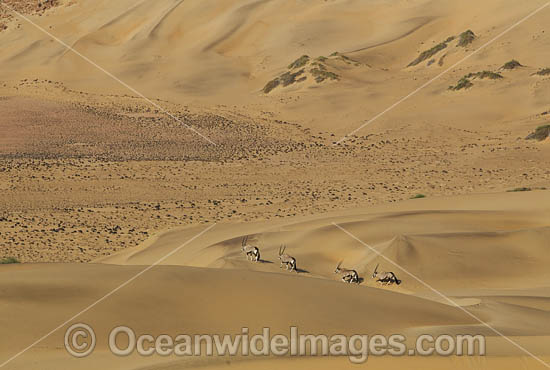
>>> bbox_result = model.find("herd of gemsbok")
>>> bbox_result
[240,236,402,285]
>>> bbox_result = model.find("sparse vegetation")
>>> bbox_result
[408,30,475,66]
[310,61,327,70]
[328,52,359,64]
[534,68,550,76]
[408,42,447,67]
[449,77,474,91]
[310,68,339,83]
[465,71,503,80]
[501,60,523,70]
[0,257,20,264]
[410,194,426,199]
[507,187,532,192]
[288,55,310,69]
[263,69,306,93]
[336,54,360,66]
[526,124,550,141]
[449,71,502,91]
[266,51,355,92]
[263,78,280,94]
[507,186,547,192]
[457,30,475,47]
[280,69,306,86]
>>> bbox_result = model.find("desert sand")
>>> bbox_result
[1,0,550,369]
[2,191,550,369]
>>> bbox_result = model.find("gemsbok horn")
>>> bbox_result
[241,235,260,262]
[334,261,359,284]
[372,263,401,285]
[278,245,296,272]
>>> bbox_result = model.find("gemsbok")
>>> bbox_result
[241,236,260,262]
[278,245,296,271]
[372,264,401,285]
[334,261,359,283]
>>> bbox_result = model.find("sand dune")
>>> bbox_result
[1,191,550,369]
[0,263,483,370]
[2,1,550,369]
[102,191,550,291]
[2,0,550,134]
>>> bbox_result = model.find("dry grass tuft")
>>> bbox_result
[526,124,550,141]
[457,30,476,47]
[501,60,523,70]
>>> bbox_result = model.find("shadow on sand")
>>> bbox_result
[257,259,273,264]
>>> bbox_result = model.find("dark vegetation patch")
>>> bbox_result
[533,68,550,76]
[263,78,280,94]
[507,187,532,192]
[457,30,476,47]
[280,69,306,86]
[410,194,426,199]
[449,71,502,91]
[501,60,523,70]
[408,33,463,67]
[0,257,20,264]
[288,55,310,69]
[465,71,503,80]
[263,69,305,93]
[507,186,547,192]
[408,42,448,67]
[526,124,550,141]
[310,61,327,70]
[408,30,476,66]
[310,68,339,83]
[265,52,355,93]
[449,77,474,91]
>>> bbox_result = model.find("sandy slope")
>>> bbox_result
[102,191,550,293]
[1,0,550,136]
[2,191,550,369]
[1,1,550,369]
[0,263,479,369]
[1,0,550,262]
